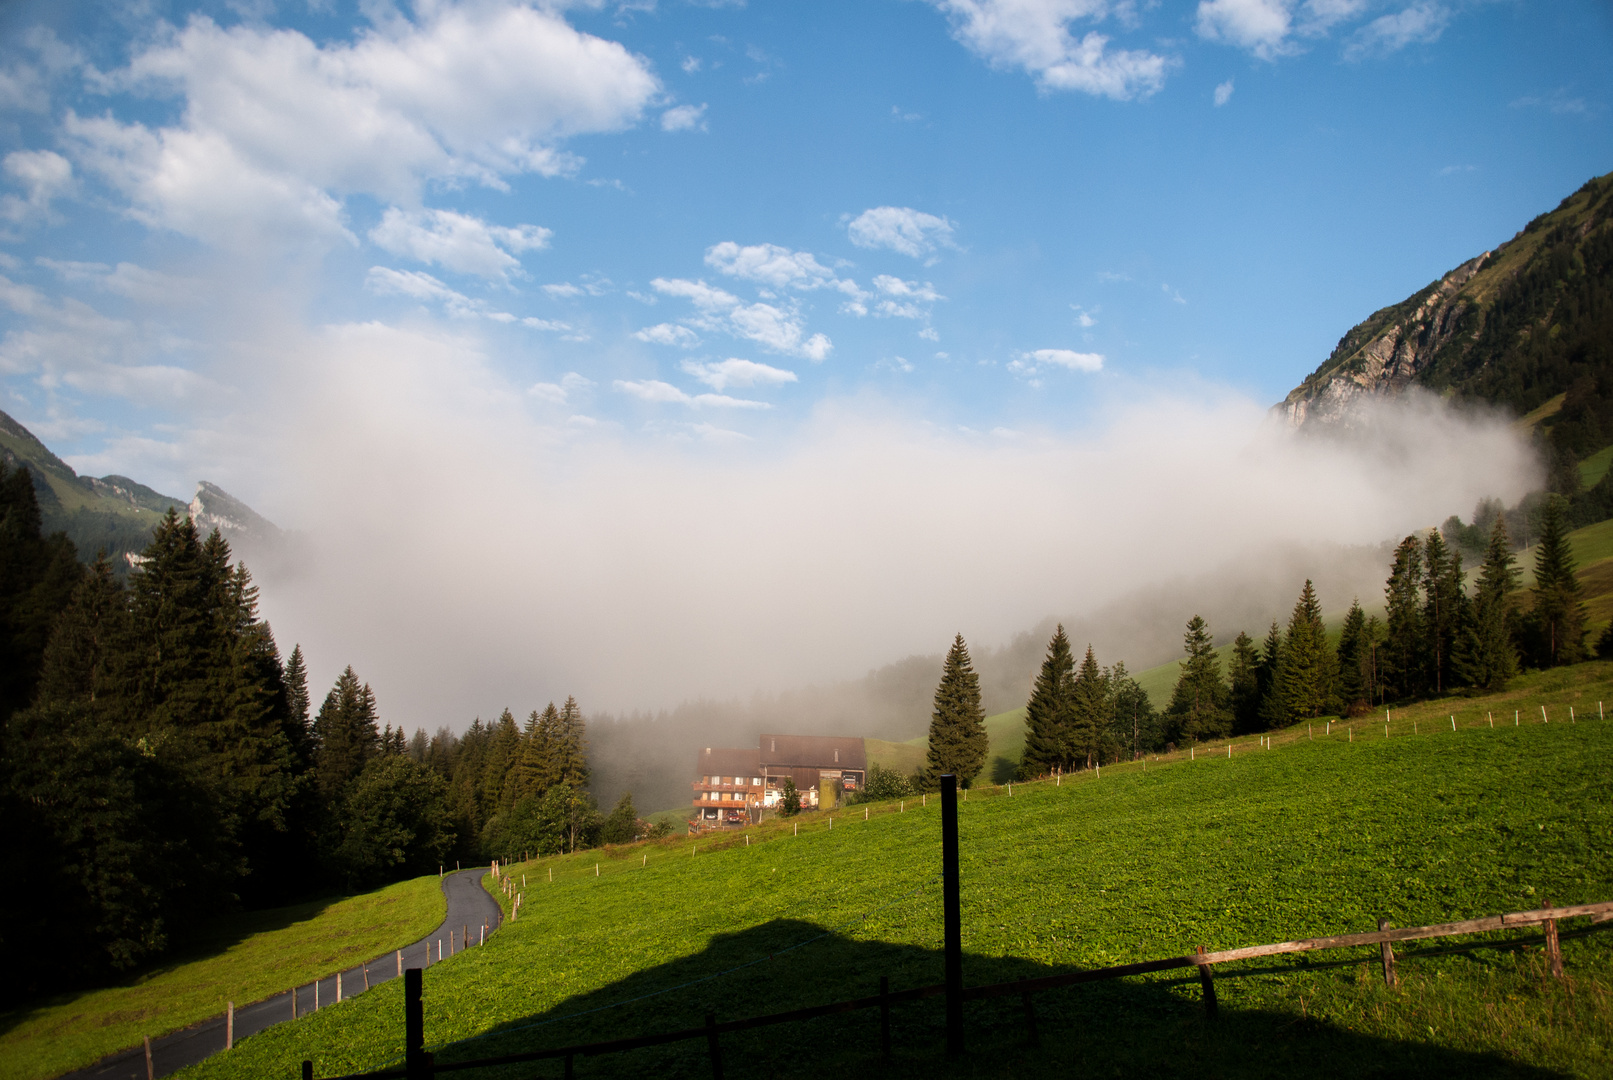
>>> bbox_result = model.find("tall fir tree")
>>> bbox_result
[1255,621,1284,729]
[1068,645,1108,767]
[1529,496,1587,667]
[1335,599,1368,713]
[1382,536,1425,700]
[0,459,83,723]
[925,634,988,787]
[1421,531,1467,694]
[1019,624,1075,777]
[1458,514,1521,689]
[510,705,555,801]
[36,554,126,707]
[553,695,589,789]
[1164,615,1232,744]
[1227,631,1261,735]
[312,666,380,802]
[1274,581,1333,723]
[480,708,522,814]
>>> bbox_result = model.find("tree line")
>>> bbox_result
[0,462,643,1002]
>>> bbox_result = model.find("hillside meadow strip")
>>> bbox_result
[180,669,1613,1080]
[0,876,446,1080]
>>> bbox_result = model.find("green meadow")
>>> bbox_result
[180,665,1613,1080]
[0,877,446,1080]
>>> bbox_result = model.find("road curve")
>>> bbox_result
[56,867,502,1080]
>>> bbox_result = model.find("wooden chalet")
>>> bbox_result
[692,734,866,830]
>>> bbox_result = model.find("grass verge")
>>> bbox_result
[0,875,447,1080]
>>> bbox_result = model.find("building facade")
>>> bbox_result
[692,734,866,829]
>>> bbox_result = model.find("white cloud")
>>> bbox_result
[613,378,771,409]
[680,358,797,391]
[1072,305,1097,327]
[1011,348,1105,375]
[369,208,551,280]
[681,56,702,74]
[1214,78,1235,106]
[705,242,840,290]
[37,258,197,305]
[529,371,595,405]
[522,317,572,332]
[929,0,1170,99]
[846,206,958,259]
[1,150,73,221]
[1344,3,1450,60]
[543,276,612,299]
[65,5,659,246]
[364,266,562,328]
[1163,283,1186,304]
[661,103,708,132]
[1196,0,1295,58]
[870,275,945,320]
[635,323,701,347]
[650,277,833,361]
[918,327,940,341]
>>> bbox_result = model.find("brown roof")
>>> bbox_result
[758,734,866,771]
[696,747,761,777]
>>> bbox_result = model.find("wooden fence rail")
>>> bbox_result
[303,899,1613,1080]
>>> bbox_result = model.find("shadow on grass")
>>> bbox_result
[414,919,1566,1080]
[0,895,343,1041]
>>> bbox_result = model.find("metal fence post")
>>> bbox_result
[942,773,963,1056]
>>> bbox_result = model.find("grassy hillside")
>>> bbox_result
[894,709,1026,784]
[0,876,447,1080]
[182,665,1613,1080]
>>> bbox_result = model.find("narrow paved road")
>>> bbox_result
[57,868,503,1080]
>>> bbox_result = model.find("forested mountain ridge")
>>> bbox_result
[1281,172,1613,463]
[0,408,277,567]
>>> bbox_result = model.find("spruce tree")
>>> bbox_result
[1019,625,1074,777]
[553,695,589,789]
[1164,616,1232,744]
[1530,496,1587,666]
[0,459,82,722]
[283,645,310,734]
[480,708,521,813]
[312,666,380,802]
[1228,631,1261,735]
[1275,581,1331,723]
[1459,514,1521,689]
[1421,531,1466,693]
[1382,536,1425,700]
[925,634,988,787]
[1335,600,1368,713]
[1255,621,1284,729]
[1362,615,1385,704]
[1068,645,1108,767]
[36,554,126,706]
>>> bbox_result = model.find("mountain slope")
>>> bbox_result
[0,408,280,567]
[1282,172,1613,464]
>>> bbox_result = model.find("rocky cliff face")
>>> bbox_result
[189,481,283,549]
[1280,172,1613,430]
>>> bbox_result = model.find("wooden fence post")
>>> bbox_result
[1194,946,1218,1018]
[563,1053,574,1080]
[1544,902,1564,979]
[1378,919,1398,987]
[364,964,370,991]
[397,950,402,977]
[942,773,964,1056]
[302,1059,313,1080]
[405,967,426,1080]
[1018,977,1040,1047]
[226,1002,234,1049]
[144,1036,154,1080]
[704,1011,724,1080]
[292,985,298,1019]
[879,976,892,1061]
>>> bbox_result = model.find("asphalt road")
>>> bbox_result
[56,867,503,1080]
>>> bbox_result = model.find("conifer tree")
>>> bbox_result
[1382,536,1425,699]
[1228,631,1261,734]
[601,792,639,844]
[1069,645,1108,767]
[312,666,380,802]
[480,708,521,813]
[1335,600,1368,714]
[283,645,310,734]
[1019,625,1074,777]
[925,634,988,787]
[0,459,82,722]
[1529,496,1587,666]
[553,695,589,789]
[1105,661,1159,760]
[1255,621,1284,728]
[510,706,554,802]
[1458,515,1521,689]
[1362,615,1385,704]
[1164,616,1232,744]
[1421,531,1467,693]
[1275,581,1332,723]
[37,554,126,706]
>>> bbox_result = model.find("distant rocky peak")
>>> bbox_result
[188,481,282,546]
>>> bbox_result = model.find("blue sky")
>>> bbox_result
[0,1,1605,715]
[3,0,1609,467]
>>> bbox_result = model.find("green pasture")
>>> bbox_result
[0,876,446,1080]
[181,665,1613,1079]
